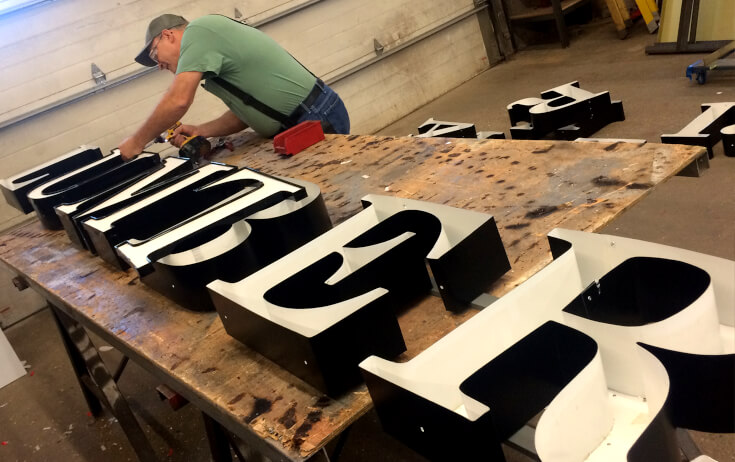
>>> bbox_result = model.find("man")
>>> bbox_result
[118,14,350,160]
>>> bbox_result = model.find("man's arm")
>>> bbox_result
[118,71,203,160]
[170,110,248,147]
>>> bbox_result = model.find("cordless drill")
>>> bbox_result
[157,122,211,163]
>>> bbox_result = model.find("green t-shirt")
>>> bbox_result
[177,15,316,137]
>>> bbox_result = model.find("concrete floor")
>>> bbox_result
[1,16,734,462]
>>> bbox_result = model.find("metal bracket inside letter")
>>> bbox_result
[507,81,625,140]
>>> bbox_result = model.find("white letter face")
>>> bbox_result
[360,229,734,461]
[661,102,735,158]
[1,145,103,214]
[209,195,510,395]
[27,152,161,230]
[56,156,194,250]
[115,169,330,312]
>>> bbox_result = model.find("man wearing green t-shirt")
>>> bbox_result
[118,14,350,160]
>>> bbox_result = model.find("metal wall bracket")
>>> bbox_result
[373,38,384,56]
[91,63,106,85]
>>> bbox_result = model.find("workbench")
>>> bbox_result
[0,134,705,461]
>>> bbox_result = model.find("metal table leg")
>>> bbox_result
[50,303,157,462]
[203,412,235,462]
[552,0,569,48]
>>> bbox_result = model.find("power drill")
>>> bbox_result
[157,122,211,163]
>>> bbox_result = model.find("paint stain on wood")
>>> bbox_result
[228,393,246,405]
[505,223,530,230]
[626,182,653,190]
[592,176,624,187]
[78,269,98,279]
[245,397,272,424]
[525,205,558,219]
[278,404,297,429]
[170,356,189,371]
[122,306,145,319]
[293,410,323,449]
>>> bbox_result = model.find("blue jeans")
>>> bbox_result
[295,82,350,134]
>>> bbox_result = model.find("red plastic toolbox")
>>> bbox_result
[273,121,325,156]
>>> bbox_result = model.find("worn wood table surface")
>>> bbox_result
[0,134,704,461]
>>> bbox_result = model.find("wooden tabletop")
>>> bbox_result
[0,134,704,461]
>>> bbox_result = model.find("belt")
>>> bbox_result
[288,79,325,123]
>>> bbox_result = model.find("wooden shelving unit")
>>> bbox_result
[507,0,591,47]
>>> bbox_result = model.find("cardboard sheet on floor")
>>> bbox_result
[0,328,25,389]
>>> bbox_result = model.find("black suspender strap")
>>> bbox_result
[206,16,322,130]
[210,76,294,128]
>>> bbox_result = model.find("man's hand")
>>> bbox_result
[118,136,146,160]
[170,124,201,148]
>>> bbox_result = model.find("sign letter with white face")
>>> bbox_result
[116,168,330,311]
[661,102,735,158]
[209,195,510,395]
[56,156,195,250]
[360,229,734,461]
[1,145,103,214]
[27,152,161,229]
[507,81,625,140]
[83,162,238,269]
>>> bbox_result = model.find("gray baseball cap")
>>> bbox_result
[135,14,188,67]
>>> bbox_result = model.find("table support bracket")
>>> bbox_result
[50,303,158,462]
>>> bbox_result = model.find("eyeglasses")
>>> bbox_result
[148,33,163,64]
